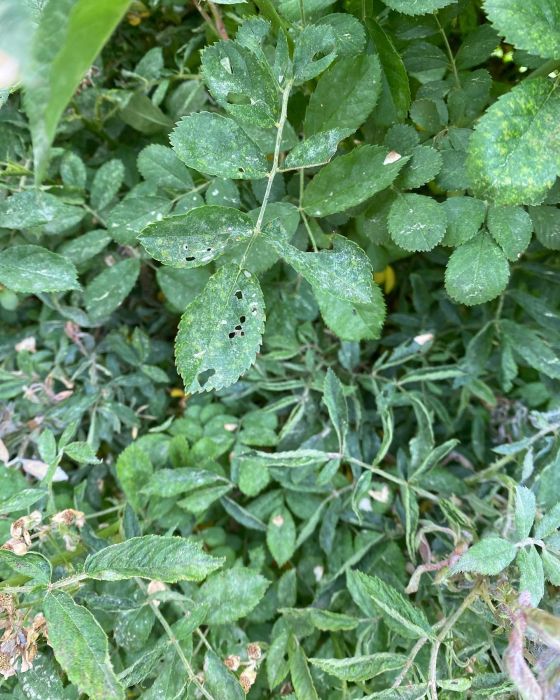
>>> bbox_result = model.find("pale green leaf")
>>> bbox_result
[174,264,265,392]
[44,590,124,700]
[542,550,560,585]
[0,190,84,233]
[171,112,268,179]
[24,0,131,181]
[316,13,366,57]
[500,320,560,379]
[196,567,270,624]
[204,650,245,700]
[137,144,194,190]
[84,258,140,321]
[303,145,406,216]
[534,502,560,539]
[283,128,353,170]
[442,196,486,247]
[289,635,319,700]
[487,206,533,261]
[315,289,386,341]
[201,39,278,127]
[142,468,227,497]
[0,245,79,294]
[293,25,337,84]
[514,485,536,541]
[281,608,359,631]
[349,571,432,639]
[90,159,124,211]
[445,234,510,305]
[267,507,296,566]
[304,54,382,135]
[19,654,66,700]
[84,535,224,582]
[450,537,517,575]
[0,549,51,585]
[157,267,211,312]
[323,368,348,451]
[0,488,47,515]
[467,79,560,205]
[141,653,186,700]
[529,205,560,250]
[309,653,406,682]
[398,145,442,189]
[388,194,447,252]
[484,0,560,60]
[116,444,153,512]
[107,194,173,245]
[517,545,545,606]
[139,206,254,268]
[382,0,457,14]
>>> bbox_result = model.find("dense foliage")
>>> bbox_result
[1,0,560,698]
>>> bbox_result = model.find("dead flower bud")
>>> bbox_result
[51,509,85,528]
[147,580,167,606]
[0,595,14,617]
[239,666,257,694]
[247,642,262,661]
[2,540,28,556]
[224,655,241,671]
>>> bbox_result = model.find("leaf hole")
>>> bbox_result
[239,315,246,323]
[197,368,215,387]
[235,290,243,300]
[235,325,242,331]
[186,256,196,262]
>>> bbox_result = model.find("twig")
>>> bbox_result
[208,2,229,40]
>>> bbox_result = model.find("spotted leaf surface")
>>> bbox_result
[139,206,254,268]
[484,0,560,60]
[170,112,268,179]
[0,245,79,293]
[283,128,353,170]
[175,264,265,392]
[467,79,560,205]
[382,0,457,14]
[302,145,406,216]
[445,233,510,305]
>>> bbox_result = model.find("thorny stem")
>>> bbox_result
[208,2,229,40]
[435,15,460,89]
[136,578,215,700]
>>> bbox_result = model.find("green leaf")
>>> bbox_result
[289,635,319,700]
[141,652,186,700]
[171,112,268,179]
[19,654,66,700]
[281,608,359,631]
[445,234,510,305]
[283,128,354,170]
[201,39,278,127]
[450,537,517,575]
[303,145,406,216]
[0,488,47,515]
[44,590,124,700]
[157,267,211,312]
[487,206,533,261]
[142,468,227,497]
[38,429,57,464]
[517,545,545,606]
[381,0,457,14]
[293,25,337,84]
[24,0,131,181]
[467,79,560,205]
[366,17,410,123]
[500,320,560,379]
[267,507,296,566]
[90,159,124,211]
[350,571,432,639]
[309,653,406,682]
[323,369,348,451]
[534,502,560,539]
[315,289,386,341]
[119,92,173,134]
[388,194,447,252]
[316,13,366,57]
[84,258,140,321]
[484,0,560,60]
[304,54,382,135]
[0,244,79,294]
[0,549,51,585]
[0,190,84,233]
[137,144,194,190]
[84,535,224,582]
[442,197,486,247]
[514,485,536,541]
[174,264,265,393]
[196,567,270,624]
[398,145,442,190]
[203,650,245,700]
[116,444,153,512]
[542,550,560,586]
[529,205,560,250]
[107,194,173,245]
[139,206,254,268]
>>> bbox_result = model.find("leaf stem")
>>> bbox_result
[435,15,460,89]
[527,58,560,80]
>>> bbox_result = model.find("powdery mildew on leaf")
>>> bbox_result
[174,263,265,392]
[382,0,457,14]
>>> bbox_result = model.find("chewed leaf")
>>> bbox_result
[293,25,337,84]
[201,40,278,127]
[139,206,254,268]
[175,263,265,392]
[170,112,268,179]
[283,128,353,170]
[467,79,560,205]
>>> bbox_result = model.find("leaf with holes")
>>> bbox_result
[445,233,510,305]
[293,25,337,84]
[201,39,278,127]
[170,112,268,180]
[388,194,447,252]
[467,79,560,205]
[139,206,254,268]
[174,264,265,392]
